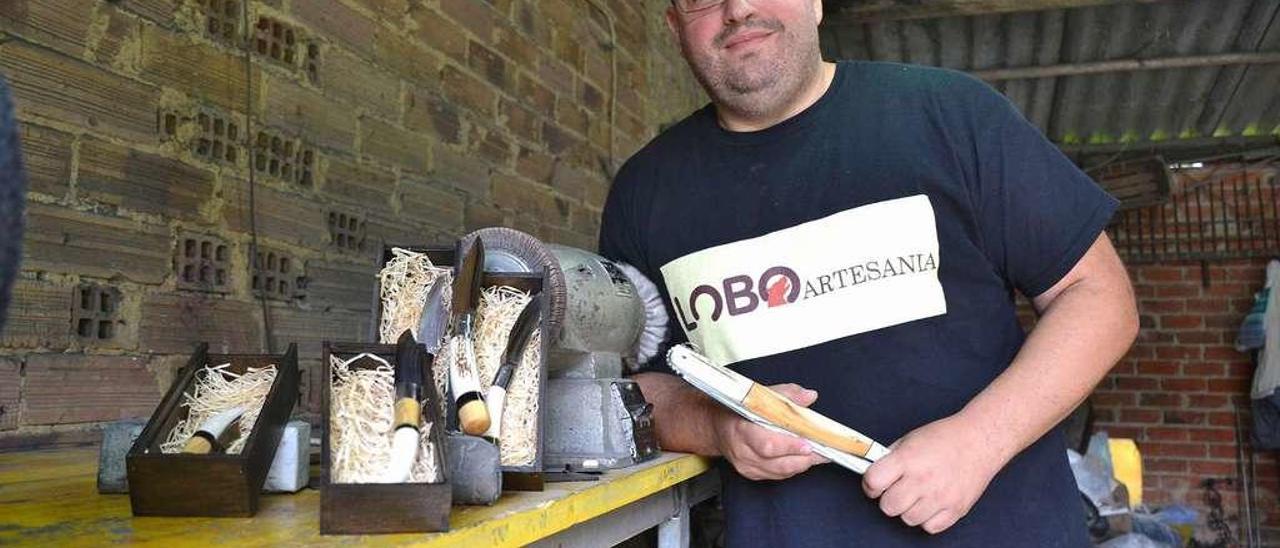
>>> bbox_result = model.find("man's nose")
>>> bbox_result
[721,0,757,24]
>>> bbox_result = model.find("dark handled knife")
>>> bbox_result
[387,329,424,482]
[482,296,542,440]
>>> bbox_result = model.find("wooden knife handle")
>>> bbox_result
[742,383,873,457]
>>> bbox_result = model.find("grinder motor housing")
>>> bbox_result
[466,229,661,472]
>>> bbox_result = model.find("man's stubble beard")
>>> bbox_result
[684,19,822,122]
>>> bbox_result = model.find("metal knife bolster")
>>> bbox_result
[667,345,751,402]
[455,314,475,338]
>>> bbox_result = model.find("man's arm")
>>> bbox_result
[863,233,1138,534]
[634,371,829,480]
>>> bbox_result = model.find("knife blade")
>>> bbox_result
[482,297,542,440]
[450,238,484,332]
[448,238,490,436]
[416,279,449,355]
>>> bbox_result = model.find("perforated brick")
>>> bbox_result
[253,129,315,186]
[158,108,240,166]
[175,233,232,293]
[195,111,240,164]
[251,247,307,301]
[199,0,240,43]
[255,16,299,68]
[327,210,367,253]
[305,43,320,83]
[72,284,122,344]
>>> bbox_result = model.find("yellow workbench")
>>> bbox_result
[0,447,717,547]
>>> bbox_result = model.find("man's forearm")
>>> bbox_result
[957,252,1137,466]
[633,371,725,456]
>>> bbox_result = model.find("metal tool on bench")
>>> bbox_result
[462,228,665,473]
[667,344,891,474]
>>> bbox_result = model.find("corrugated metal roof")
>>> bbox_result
[819,0,1280,155]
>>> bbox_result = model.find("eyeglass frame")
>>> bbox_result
[670,0,727,14]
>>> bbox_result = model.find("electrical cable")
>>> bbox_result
[240,2,275,354]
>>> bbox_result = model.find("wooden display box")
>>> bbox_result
[126,343,300,517]
[320,342,451,535]
[373,244,551,491]
[482,272,551,492]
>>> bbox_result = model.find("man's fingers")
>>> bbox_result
[922,509,959,535]
[737,420,812,459]
[769,383,818,407]
[862,454,903,498]
[737,454,823,481]
[900,499,938,527]
[752,432,813,458]
[877,483,919,518]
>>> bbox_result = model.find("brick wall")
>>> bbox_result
[1088,167,1280,539]
[0,0,706,447]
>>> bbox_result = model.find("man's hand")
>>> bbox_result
[712,383,828,481]
[861,414,1005,534]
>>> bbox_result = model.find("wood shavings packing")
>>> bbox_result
[377,247,452,344]
[329,354,441,484]
[160,363,276,455]
[473,286,542,467]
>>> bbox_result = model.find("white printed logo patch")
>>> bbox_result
[660,194,947,365]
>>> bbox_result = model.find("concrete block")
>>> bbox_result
[265,302,366,360]
[322,156,395,209]
[221,179,326,247]
[138,25,257,112]
[22,354,161,425]
[0,40,158,143]
[291,0,379,60]
[0,357,19,430]
[23,203,170,284]
[304,260,377,312]
[0,0,97,58]
[0,279,72,350]
[139,294,263,354]
[359,116,430,174]
[96,418,146,493]
[432,142,490,198]
[18,122,73,197]
[492,173,557,221]
[399,176,465,233]
[78,137,215,220]
[441,64,495,118]
[263,76,357,151]
[317,48,400,120]
[264,420,310,493]
[405,90,462,145]
[409,5,466,62]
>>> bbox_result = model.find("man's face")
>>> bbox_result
[667,0,823,115]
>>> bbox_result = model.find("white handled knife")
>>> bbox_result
[666,344,890,474]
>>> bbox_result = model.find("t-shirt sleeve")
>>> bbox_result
[598,160,684,375]
[957,78,1119,298]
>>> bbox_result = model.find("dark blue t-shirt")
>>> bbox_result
[599,61,1115,547]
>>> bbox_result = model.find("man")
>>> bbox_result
[0,76,23,332]
[598,0,1137,546]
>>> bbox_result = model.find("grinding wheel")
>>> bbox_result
[460,227,568,339]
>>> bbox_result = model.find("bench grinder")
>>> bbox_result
[463,228,665,472]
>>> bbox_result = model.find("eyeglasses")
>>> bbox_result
[672,0,726,14]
